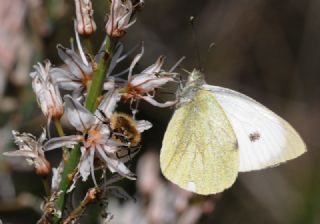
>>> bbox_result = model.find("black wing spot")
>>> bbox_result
[249,132,261,142]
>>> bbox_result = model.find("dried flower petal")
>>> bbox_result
[30,61,64,120]
[4,130,51,177]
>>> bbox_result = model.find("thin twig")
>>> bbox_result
[62,187,100,224]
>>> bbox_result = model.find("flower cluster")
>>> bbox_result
[5,40,176,184]
[3,0,180,222]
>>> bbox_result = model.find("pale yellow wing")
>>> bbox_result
[160,90,239,195]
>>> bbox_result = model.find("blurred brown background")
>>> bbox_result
[0,0,319,223]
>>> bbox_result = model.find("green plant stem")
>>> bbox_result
[55,144,81,213]
[54,118,65,136]
[83,38,93,55]
[53,36,116,224]
[53,118,69,160]
[85,37,117,112]
[42,176,51,196]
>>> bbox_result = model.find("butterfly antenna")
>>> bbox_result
[203,42,215,71]
[190,16,202,71]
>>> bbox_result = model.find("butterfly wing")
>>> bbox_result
[160,90,239,195]
[204,85,306,172]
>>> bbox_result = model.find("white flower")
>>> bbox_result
[30,61,64,120]
[3,129,51,177]
[44,91,151,188]
[51,45,93,97]
[105,0,138,38]
[121,46,177,107]
[51,45,115,98]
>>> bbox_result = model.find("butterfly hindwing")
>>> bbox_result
[160,89,239,195]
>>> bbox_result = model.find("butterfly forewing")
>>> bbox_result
[205,85,306,172]
[160,89,239,195]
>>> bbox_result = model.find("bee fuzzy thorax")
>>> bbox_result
[110,112,141,147]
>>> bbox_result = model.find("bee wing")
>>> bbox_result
[204,85,306,172]
[160,90,238,195]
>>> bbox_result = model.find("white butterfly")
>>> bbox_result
[160,69,306,195]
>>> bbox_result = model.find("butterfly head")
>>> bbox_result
[176,69,206,108]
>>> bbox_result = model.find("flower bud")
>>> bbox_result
[35,159,52,177]
[86,187,99,203]
[74,0,97,36]
[105,0,135,38]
